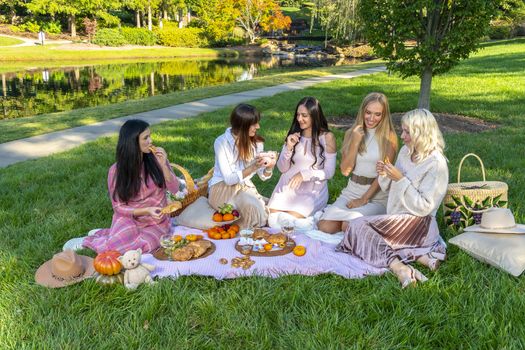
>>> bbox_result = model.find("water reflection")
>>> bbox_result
[0,56,357,119]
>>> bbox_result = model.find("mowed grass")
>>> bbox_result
[0,61,382,143]
[0,36,24,46]
[0,44,235,63]
[1,39,525,348]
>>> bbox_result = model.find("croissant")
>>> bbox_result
[160,201,182,215]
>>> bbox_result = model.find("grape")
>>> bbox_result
[450,211,461,226]
[473,213,483,225]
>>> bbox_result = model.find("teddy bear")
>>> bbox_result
[117,248,155,290]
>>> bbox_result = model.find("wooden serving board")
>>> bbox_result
[152,240,216,261]
[234,239,296,257]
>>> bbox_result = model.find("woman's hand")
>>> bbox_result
[288,172,303,190]
[376,160,386,176]
[350,126,365,145]
[286,132,301,151]
[346,197,369,209]
[152,146,168,167]
[384,163,403,182]
[145,207,164,220]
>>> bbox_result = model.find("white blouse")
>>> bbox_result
[379,146,449,217]
[209,128,272,187]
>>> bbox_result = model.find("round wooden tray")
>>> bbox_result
[234,239,296,257]
[152,240,216,261]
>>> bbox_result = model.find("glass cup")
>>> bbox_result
[281,219,295,245]
[159,234,174,249]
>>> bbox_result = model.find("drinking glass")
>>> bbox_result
[281,219,295,245]
[159,234,174,249]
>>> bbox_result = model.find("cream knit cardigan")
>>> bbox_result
[379,145,449,217]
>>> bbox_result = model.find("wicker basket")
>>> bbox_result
[443,153,508,229]
[170,164,214,217]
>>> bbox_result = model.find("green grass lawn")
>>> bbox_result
[1,39,524,348]
[0,61,382,143]
[0,44,236,65]
[0,36,24,46]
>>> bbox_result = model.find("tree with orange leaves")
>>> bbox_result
[235,0,291,43]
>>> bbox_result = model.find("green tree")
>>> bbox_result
[0,0,27,25]
[359,0,495,110]
[28,0,121,37]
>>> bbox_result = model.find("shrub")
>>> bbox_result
[15,20,40,33]
[120,27,158,46]
[42,21,62,34]
[488,20,514,39]
[93,28,127,46]
[155,27,208,47]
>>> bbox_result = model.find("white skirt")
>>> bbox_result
[320,180,388,222]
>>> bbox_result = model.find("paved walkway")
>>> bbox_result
[0,66,386,168]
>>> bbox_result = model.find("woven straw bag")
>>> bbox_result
[169,164,214,216]
[443,153,508,230]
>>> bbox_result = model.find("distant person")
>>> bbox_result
[64,119,179,253]
[267,97,336,230]
[208,104,276,229]
[337,109,449,288]
[317,92,398,233]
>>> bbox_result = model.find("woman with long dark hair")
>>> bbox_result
[72,119,179,253]
[267,97,336,229]
[208,104,276,229]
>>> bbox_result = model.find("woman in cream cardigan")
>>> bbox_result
[337,109,449,288]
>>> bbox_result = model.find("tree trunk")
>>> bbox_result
[418,66,432,110]
[148,6,152,31]
[136,11,141,28]
[70,15,76,37]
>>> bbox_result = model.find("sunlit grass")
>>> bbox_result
[0,39,524,348]
[0,36,24,46]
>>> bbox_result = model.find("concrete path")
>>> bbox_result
[0,66,386,168]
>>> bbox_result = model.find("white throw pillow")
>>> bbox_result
[174,196,216,230]
[449,232,525,276]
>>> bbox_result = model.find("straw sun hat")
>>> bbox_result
[464,207,525,234]
[35,250,95,288]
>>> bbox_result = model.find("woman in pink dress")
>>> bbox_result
[81,119,179,254]
[267,97,336,229]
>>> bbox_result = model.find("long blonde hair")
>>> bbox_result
[401,109,445,161]
[342,92,396,160]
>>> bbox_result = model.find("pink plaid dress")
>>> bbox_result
[83,163,179,254]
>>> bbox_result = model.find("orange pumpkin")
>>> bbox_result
[94,250,122,276]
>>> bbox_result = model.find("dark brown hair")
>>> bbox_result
[230,104,264,162]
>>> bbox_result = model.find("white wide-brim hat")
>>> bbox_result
[464,207,525,234]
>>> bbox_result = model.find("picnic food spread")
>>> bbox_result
[153,235,215,261]
[235,228,297,256]
[212,203,240,222]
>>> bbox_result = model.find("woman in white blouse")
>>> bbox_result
[208,104,276,229]
[337,109,449,288]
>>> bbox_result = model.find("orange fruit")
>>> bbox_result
[186,234,198,242]
[196,234,203,241]
[217,227,225,233]
[171,235,183,242]
[223,213,234,221]
[264,243,273,251]
[293,245,306,257]
[231,224,240,233]
[229,231,237,239]
[227,228,236,235]
[213,213,223,222]
[221,232,230,239]
[211,232,222,240]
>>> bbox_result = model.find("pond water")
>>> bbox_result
[0,56,360,119]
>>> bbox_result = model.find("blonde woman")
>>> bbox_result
[318,92,398,233]
[208,104,276,229]
[337,109,449,288]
